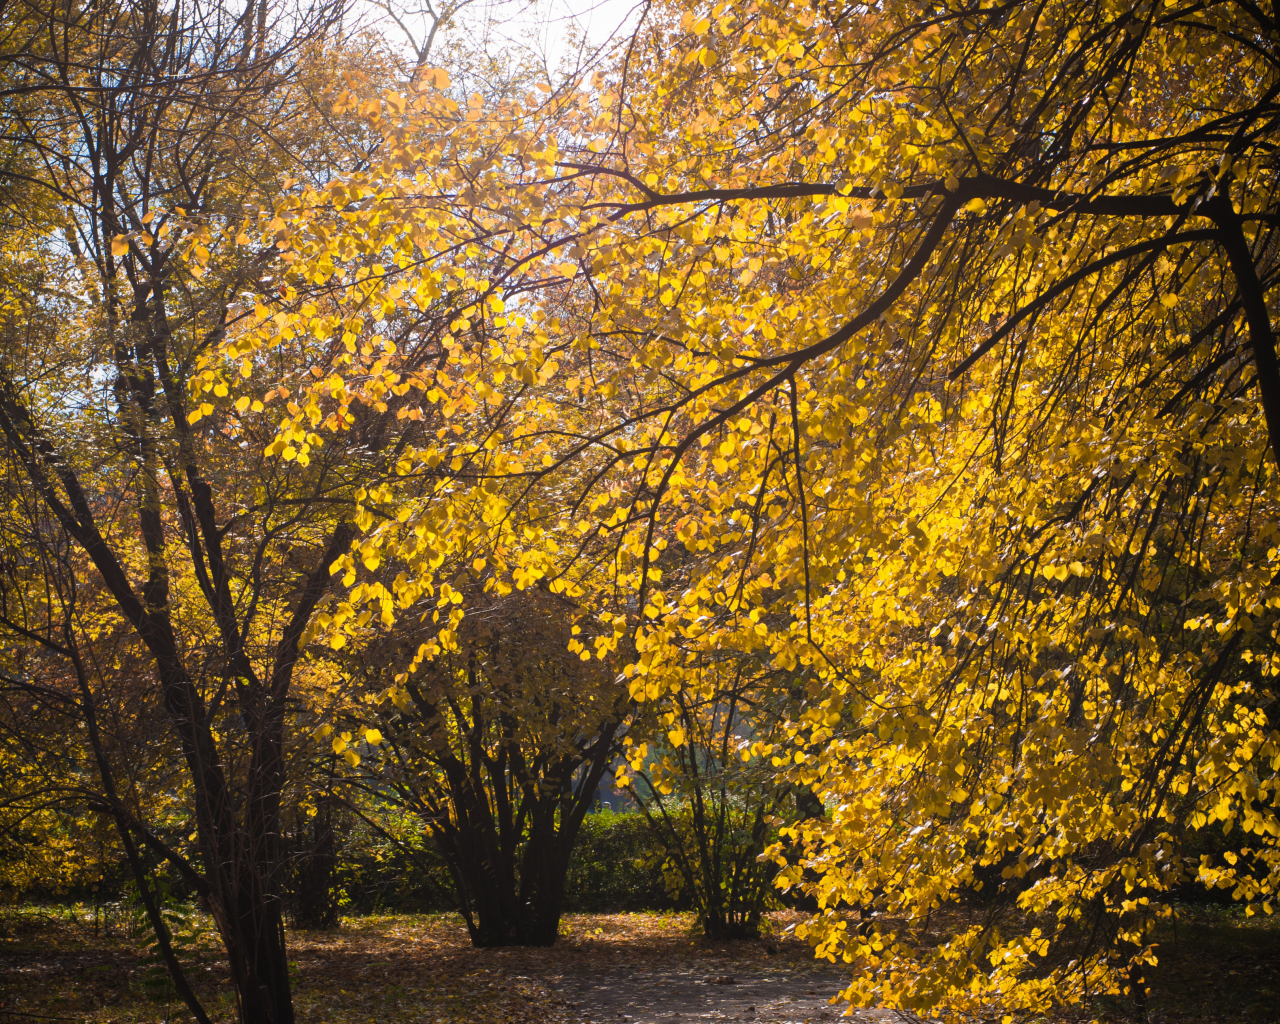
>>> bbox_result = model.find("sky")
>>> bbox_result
[360,0,648,80]
[494,0,644,64]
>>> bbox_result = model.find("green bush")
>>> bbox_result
[564,810,685,912]
[339,814,456,914]
[312,806,457,917]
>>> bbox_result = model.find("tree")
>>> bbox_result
[373,0,483,83]
[354,586,628,946]
[618,652,795,940]
[0,1,424,1020]
[0,438,220,1007]
[234,0,1280,1016]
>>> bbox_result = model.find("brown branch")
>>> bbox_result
[1211,198,1280,466]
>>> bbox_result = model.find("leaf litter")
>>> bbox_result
[1,908,1276,1022]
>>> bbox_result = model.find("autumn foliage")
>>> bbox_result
[2,0,1280,1021]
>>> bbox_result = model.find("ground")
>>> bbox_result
[0,907,1276,1023]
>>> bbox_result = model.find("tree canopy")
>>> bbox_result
[230,0,1280,1016]
[3,0,1279,1020]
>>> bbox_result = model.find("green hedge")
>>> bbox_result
[564,810,685,911]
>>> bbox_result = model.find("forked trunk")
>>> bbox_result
[450,829,573,947]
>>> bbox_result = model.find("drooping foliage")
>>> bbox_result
[221,0,1280,1016]
[0,0,1277,1018]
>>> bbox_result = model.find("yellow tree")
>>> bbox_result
[240,0,1280,1016]
[345,586,628,946]
[0,2,419,1021]
[616,649,802,940]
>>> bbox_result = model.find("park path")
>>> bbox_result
[543,958,910,1023]
[453,915,918,1024]
[282,911,918,1024]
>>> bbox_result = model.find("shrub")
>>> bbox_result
[564,810,685,912]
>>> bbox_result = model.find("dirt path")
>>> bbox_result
[381,912,910,1023]
[6,906,1276,1022]
[544,958,906,1023]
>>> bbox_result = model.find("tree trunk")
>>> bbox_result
[439,787,590,947]
[167,682,293,1024]
[229,879,293,1024]
[290,804,339,930]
